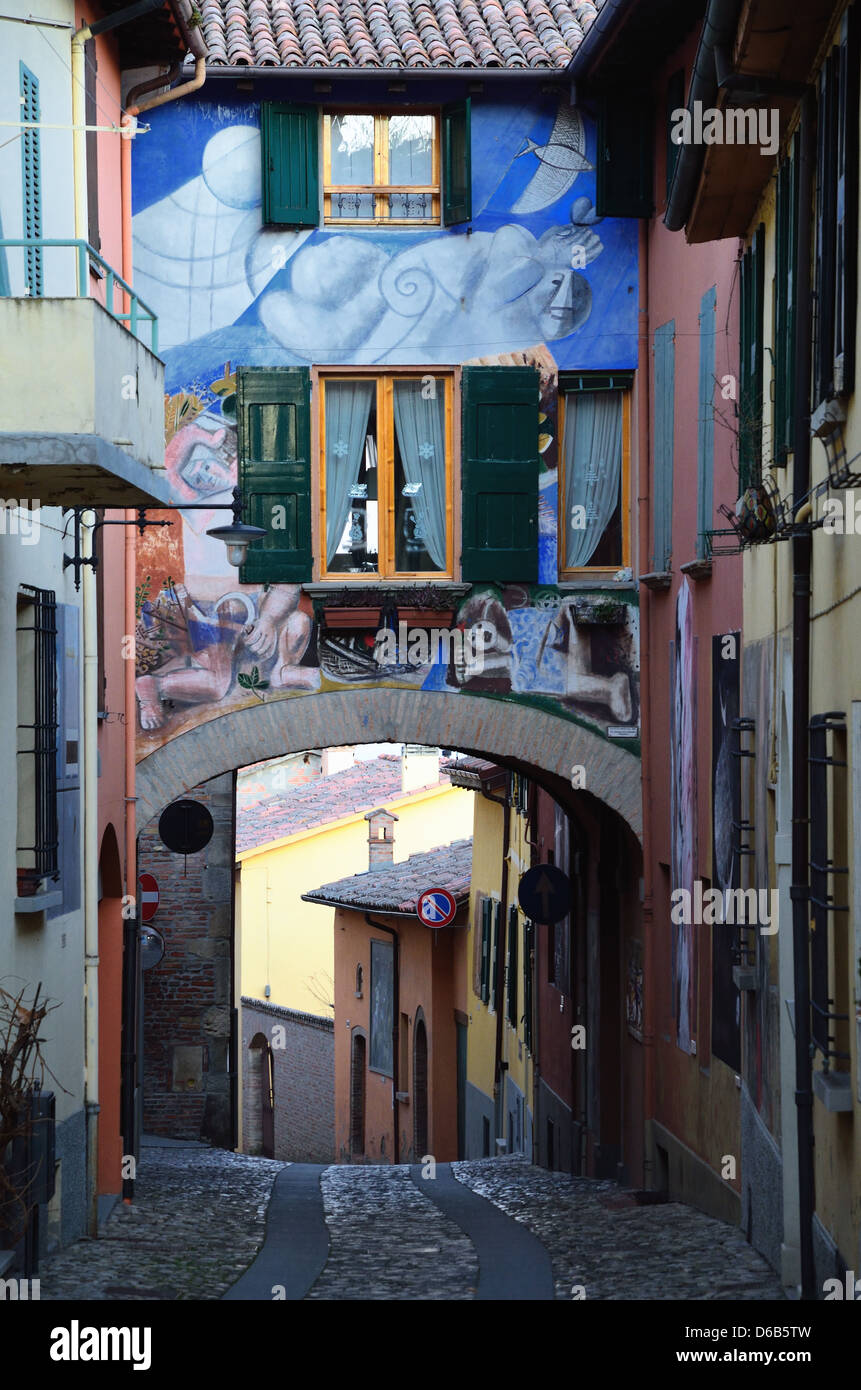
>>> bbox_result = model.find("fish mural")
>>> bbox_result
[512,105,593,214]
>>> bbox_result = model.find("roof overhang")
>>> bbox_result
[96,0,207,66]
[672,0,841,242]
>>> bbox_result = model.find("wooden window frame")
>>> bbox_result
[323,109,440,226]
[318,368,455,582]
[557,385,632,580]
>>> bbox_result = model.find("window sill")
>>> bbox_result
[679,558,712,581]
[557,579,637,593]
[15,890,63,914]
[812,1069,853,1113]
[639,570,672,591]
[304,582,470,598]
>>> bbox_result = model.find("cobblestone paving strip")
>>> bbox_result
[452,1157,785,1301]
[41,1145,286,1301]
[306,1165,478,1300]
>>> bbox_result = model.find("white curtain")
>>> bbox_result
[563,391,623,567]
[393,380,447,570]
[325,380,375,565]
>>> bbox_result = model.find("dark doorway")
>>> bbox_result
[413,1015,428,1158]
[350,1031,366,1159]
[261,1041,275,1159]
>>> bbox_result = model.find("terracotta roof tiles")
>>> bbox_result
[199,0,601,69]
[236,754,447,854]
[302,837,473,913]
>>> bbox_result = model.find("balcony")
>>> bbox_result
[0,241,171,507]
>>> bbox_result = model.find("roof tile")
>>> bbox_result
[303,838,473,913]
[199,0,601,69]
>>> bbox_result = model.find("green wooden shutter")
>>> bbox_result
[739,224,764,489]
[652,320,675,571]
[442,98,471,225]
[479,896,492,1003]
[238,367,312,584]
[490,900,502,1011]
[522,920,534,1052]
[696,286,716,558]
[774,145,798,461]
[506,904,518,1027]
[596,93,654,219]
[20,63,42,296]
[261,103,319,227]
[461,365,539,582]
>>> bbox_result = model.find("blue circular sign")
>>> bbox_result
[417,888,457,928]
[517,864,571,924]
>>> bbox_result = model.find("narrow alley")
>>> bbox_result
[40,1144,782,1302]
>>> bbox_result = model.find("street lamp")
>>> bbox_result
[63,485,267,589]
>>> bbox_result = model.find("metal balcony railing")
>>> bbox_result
[0,238,158,352]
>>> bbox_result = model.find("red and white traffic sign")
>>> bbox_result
[138,872,160,923]
[416,887,457,929]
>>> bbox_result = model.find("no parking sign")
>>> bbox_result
[416,888,457,929]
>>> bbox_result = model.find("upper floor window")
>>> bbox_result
[323,112,439,225]
[322,372,452,578]
[261,100,471,229]
[558,373,631,576]
[237,363,539,586]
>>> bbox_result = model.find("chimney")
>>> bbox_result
[401,744,440,793]
[364,808,398,868]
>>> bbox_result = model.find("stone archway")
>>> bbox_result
[135,690,642,839]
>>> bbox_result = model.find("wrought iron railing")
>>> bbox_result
[0,238,158,352]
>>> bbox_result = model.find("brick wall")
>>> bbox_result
[139,772,235,1146]
[241,998,334,1163]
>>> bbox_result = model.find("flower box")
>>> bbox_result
[397,608,455,628]
[323,607,382,629]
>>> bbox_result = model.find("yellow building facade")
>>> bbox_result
[237,771,475,1017]
[461,766,534,1159]
[736,1,861,1291]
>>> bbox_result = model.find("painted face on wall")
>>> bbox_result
[165,414,237,502]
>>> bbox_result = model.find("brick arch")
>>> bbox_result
[135,690,642,841]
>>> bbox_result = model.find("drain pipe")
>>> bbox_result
[790,86,815,1301]
[365,914,400,1165]
[635,217,656,1189]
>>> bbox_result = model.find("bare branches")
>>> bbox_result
[0,981,63,1244]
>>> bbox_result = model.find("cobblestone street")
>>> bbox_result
[39,1144,784,1301]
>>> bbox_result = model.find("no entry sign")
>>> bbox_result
[416,887,457,928]
[138,872,160,923]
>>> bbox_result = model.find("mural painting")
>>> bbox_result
[132,94,640,758]
[670,578,697,1053]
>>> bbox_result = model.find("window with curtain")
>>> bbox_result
[323,111,439,224]
[322,373,451,578]
[559,387,628,573]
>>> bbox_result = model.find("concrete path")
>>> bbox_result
[222,1164,329,1301]
[410,1162,555,1300]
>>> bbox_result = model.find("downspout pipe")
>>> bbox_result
[82,513,99,1234]
[664,0,745,232]
[564,0,636,80]
[365,914,400,1165]
[128,55,206,116]
[790,86,815,1301]
[636,217,656,1188]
